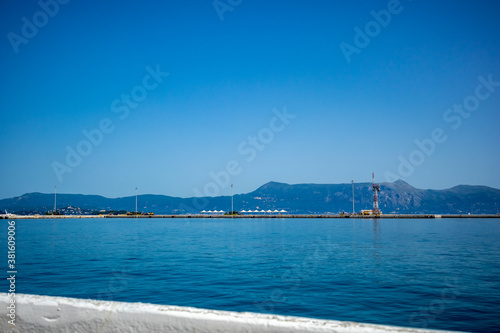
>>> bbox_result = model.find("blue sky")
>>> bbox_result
[1,0,499,199]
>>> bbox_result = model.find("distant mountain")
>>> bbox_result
[237,180,500,214]
[1,181,499,215]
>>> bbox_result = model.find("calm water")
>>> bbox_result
[2,218,500,332]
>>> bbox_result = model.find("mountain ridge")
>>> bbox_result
[1,181,499,215]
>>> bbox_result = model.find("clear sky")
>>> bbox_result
[1,0,499,199]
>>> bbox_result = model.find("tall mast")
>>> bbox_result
[351,180,355,214]
[372,173,381,215]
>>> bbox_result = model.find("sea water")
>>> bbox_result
[1,217,499,332]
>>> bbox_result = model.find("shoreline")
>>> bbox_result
[2,214,499,219]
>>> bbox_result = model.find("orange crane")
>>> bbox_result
[372,173,381,215]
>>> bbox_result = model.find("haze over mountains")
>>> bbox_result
[1,181,499,215]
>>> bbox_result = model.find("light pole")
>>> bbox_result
[135,187,138,213]
[351,180,355,214]
[231,184,234,215]
[54,186,57,213]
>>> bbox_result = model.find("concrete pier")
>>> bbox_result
[2,214,499,219]
[0,293,461,333]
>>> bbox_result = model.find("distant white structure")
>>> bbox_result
[0,210,14,218]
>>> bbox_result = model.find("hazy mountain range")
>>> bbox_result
[1,180,500,215]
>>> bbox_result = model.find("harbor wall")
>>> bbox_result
[0,293,457,333]
[2,214,499,219]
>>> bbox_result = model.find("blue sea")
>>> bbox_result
[2,217,500,332]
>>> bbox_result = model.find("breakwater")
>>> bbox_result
[2,214,499,219]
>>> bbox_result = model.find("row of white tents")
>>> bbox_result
[200,209,287,214]
[241,209,287,214]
